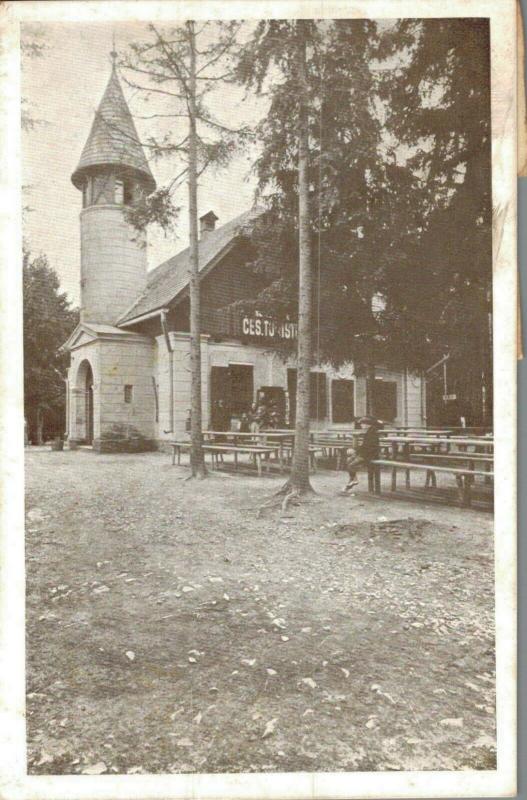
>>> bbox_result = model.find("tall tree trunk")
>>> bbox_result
[187,20,206,478]
[36,406,44,446]
[365,364,376,417]
[289,24,313,494]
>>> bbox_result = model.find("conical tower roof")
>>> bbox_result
[71,63,156,193]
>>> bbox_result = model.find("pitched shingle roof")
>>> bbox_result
[118,207,262,325]
[71,65,156,193]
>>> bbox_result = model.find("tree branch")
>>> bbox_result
[196,71,234,82]
[121,75,186,100]
[196,36,236,76]
[134,112,189,120]
[121,63,179,85]
[151,23,191,93]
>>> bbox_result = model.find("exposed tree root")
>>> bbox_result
[274,478,315,497]
[255,496,285,518]
[183,466,208,481]
[254,482,314,518]
[281,489,300,514]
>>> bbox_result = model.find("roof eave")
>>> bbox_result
[71,162,156,194]
[118,307,169,328]
[117,237,242,326]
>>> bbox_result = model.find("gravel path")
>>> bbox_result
[26,449,496,774]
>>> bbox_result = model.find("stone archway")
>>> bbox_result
[75,359,94,445]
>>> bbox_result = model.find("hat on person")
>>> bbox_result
[358,415,382,426]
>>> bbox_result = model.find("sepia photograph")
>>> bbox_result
[0,0,517,796]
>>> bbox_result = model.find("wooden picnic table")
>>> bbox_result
[203,430,292,438]
[370,458,493,507]
[279,442,326,471]
[314,431,363,448]
[409,452,493,463]
[314,430,359,438]
[170,440,282,476]
[448,432,494,439]
[383,429,453,438]
[407,451,493,488]
[381,435,493,448]
[259,429,295,435]
[204,430,293,466]
[205,430,337,470]
[380,438,494,470]
[203,430,294,443]
[312,436,357,468]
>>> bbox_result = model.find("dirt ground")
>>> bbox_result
[25,448,496,775]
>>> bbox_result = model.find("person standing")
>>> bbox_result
[249,402,259,433]
[251,400,267,432]
[213,399,231,441]
[240,411,250,433]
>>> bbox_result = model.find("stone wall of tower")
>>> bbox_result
[67,334,156,452]
[80,204,146,325]
[96,336,156,450]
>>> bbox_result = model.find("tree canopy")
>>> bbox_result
[23,249,78,442]
[234,17,492,399]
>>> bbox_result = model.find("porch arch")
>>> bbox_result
[74,358,94,444]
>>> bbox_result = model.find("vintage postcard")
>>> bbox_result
[0,0,517,798]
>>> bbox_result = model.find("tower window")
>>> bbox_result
[124,385,133,404]
[82,181,89,208]
[114,179,124,204]
[115,179,133,205]
[123,181,133,205]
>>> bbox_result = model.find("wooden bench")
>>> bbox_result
[407,453,493,486]
[370,459,494,507]
[281,443,324,471]
[170,442,281,476]
[313,439,358,469]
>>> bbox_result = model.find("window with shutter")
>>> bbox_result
[331,379,355,423]
[372,380,397,421]
[310,371,327,420]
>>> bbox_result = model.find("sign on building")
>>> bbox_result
[241,315,297,340]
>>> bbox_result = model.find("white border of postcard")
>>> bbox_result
[0,0,517,798]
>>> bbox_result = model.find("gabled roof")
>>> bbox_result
[61,321,148,352]
[71,65,156,193]
[118,207,263,325]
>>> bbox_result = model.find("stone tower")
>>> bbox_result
[71,58,156,325]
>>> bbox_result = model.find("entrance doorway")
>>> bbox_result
[76,359,94,444]
[229,365,254,415]
[86,365,94,445]
[210,366,231,430]
[210,364,254,430]
[372,379,397,422]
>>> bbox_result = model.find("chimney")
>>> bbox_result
[199,210,218,238]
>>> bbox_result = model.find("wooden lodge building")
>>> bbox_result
[63,63,426,452]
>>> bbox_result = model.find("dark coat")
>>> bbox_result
[358,424,380,461]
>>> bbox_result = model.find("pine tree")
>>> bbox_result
[372,18,492,422]
[122,21,246,477]
[23,250,78,443]
[237,18,492,424]
[238,19,320,494]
